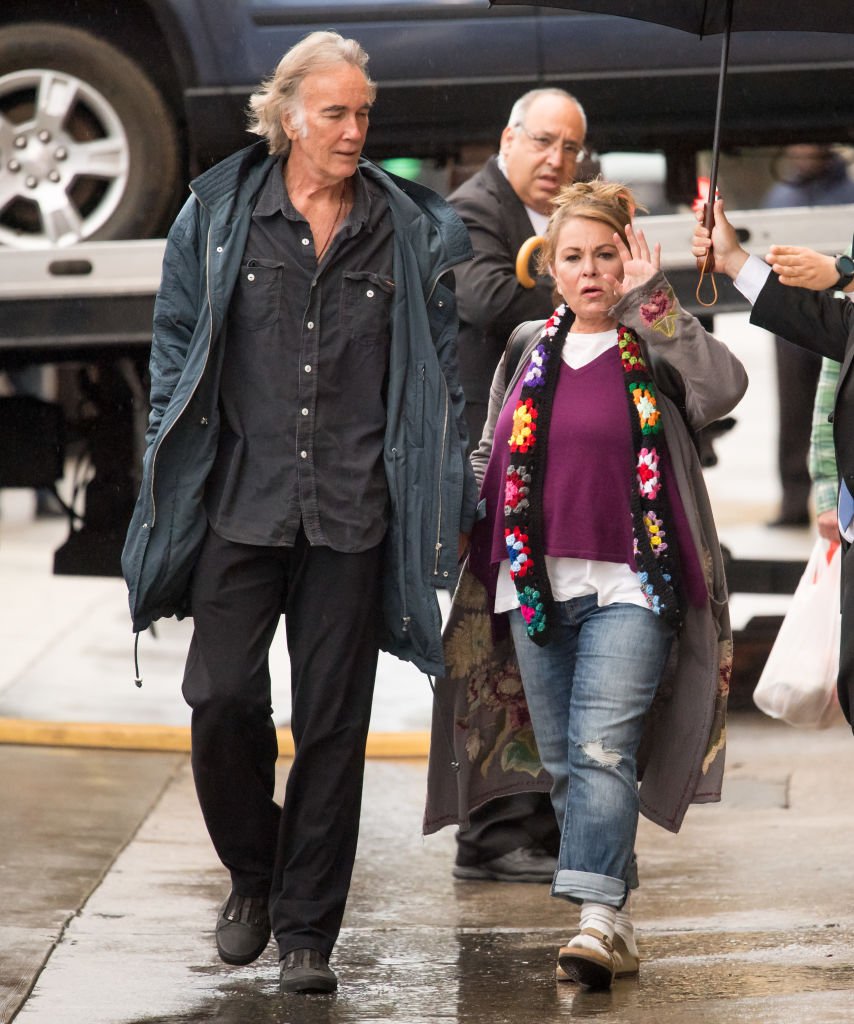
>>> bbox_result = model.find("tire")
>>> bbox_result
[0,22,182,248]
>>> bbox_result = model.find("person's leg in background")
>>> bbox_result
[770,335,821,527]
[453,791,559,882]
[837,541,854,729]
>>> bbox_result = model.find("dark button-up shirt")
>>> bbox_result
[205,158,395,551]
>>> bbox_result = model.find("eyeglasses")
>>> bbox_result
[516,124,587,161]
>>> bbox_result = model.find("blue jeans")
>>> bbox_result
[509,594,674,907]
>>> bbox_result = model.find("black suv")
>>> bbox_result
[1,1,852,248]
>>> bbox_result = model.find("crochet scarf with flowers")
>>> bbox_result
[503,308,683,645]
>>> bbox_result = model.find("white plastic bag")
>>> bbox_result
[753,537,842,729]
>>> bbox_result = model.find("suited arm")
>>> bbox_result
[751,271,853,364]
[452,187,554,345]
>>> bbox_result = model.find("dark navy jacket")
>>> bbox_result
[122,142,477,674]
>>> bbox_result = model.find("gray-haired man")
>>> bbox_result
[122,30,476,993]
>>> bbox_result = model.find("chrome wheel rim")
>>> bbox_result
[0,68,131,248]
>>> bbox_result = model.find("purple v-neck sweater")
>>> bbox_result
[470,346,706,609]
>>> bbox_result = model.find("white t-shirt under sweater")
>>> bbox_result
[494,329,650,614]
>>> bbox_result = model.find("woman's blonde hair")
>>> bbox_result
[537,178,645,274]
[247,31,376,157]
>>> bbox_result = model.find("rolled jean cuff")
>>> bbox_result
[552,869,626,907]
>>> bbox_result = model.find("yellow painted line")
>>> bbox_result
[0,718,430,758]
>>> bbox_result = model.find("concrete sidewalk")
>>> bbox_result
[3,714,854,1024]
[1,310,843,1023]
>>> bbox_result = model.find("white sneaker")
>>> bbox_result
[556,931,639,982]
[556,928,616,989]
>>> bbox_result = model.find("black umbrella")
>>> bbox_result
[492,0,854,288]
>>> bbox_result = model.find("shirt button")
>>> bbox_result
[216,246,223,253]
[301,238,310,246]
[300,450,308,459]
[247,273,255,282]
[438,300,444,307]
[304,364,312,373]
[200,417,208,425]
[307,321,314,329]
[366,289,374,298]
[301,408,308,416]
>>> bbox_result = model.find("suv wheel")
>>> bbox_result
[0,23,181,248]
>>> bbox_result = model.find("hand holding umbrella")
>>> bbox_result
[492,0,854,304]
[690,198,749,282]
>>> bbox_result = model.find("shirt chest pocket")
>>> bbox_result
[340,271,394,347]
[229,259,284,331]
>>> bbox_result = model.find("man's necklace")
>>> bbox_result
[316,187,346,261]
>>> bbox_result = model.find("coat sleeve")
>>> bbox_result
[751,270,853,364]
[145,198,205,447]
[450,181,554,345]
[470,323,544,489]
[809,356,841,516]
[431,273,479,532]
[613,271,749,429]
[471,355,507,491]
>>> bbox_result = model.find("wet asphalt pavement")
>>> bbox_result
[3,313,851,1022]
[4,713,854,1024]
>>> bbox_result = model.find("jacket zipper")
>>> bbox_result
[427,266,453,577]
[390,446,410,632]
[146,218,216,528]
[432,377,450,576]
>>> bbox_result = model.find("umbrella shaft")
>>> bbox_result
[705,0,734,228]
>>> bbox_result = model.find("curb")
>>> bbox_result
[0,718,431,758]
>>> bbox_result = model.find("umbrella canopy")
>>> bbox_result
[490,1,854,36]
[492,0,854,296]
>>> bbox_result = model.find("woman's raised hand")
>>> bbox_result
[607,223,661,298]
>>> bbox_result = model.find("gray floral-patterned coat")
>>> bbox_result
[424,272,748,837]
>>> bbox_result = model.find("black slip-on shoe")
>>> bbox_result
[279,948,338,994]
[452,846,557,883]
[215,892,271,966]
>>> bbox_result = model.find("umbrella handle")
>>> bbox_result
[516,235,545,288]
[695,202,718,307]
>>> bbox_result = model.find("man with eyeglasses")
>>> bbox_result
[448,88,588,454]
[446,87,587,885]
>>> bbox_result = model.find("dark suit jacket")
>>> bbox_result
[751,269,854,726]
[752,270,854,490]
[447,156,558,408]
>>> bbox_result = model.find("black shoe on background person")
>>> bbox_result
[279,948,338,994]
[766,510,810,528]
[215,891,271,965]
[452,845,557,883]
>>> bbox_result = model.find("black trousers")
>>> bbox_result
[838,542,854,729]
[182,526,382,960]
[455,791,560,865]
[774,335,821,520]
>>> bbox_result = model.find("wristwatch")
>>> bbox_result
[833,252,854,291]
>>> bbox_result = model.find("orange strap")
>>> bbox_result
[695,249,718,308]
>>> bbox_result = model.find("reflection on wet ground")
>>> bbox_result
[124,924,854,1024]
[9,718,854,1024]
